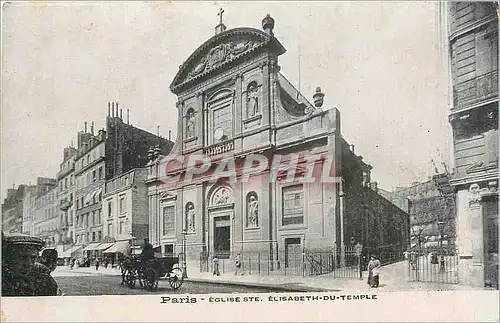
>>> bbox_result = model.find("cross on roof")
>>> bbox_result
[218,8,224,25]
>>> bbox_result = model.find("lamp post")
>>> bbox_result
[182,229,188,279]
[437,221,445,249]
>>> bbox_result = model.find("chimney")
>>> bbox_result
[154,145,161,158]
[147,146,154,161]
[168,130,172,141]
[112,102,115,117]
[120,109,123,119]
[84,122,88,133]
[350,144,354,153]
[98,129,106,141]
[91,121,94,135]
[108,102,111,116]
[127,109,130,124]
[115,102,119,118]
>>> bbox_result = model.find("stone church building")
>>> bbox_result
[146,14,409,269]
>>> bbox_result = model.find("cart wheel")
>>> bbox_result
[125,270,136,289]
[143,267,158,291]
[168,267,184,289]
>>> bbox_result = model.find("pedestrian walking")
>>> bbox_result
[95,258,100,271]
[234,253,241,276]
[367,255,381,288]
[212,255,220,276]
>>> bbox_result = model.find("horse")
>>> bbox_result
[118,254,138,285]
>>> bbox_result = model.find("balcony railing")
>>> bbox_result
[453,70,499,110]
[203,139,234,157]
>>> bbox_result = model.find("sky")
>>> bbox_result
[1,1,452,200]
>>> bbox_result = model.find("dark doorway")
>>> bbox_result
[284,237,301,268]
[164,244,174,256]
[484,197,499,288]
[214,216,231,259]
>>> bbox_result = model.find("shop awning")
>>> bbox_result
[82,242,101,251]
[60,245,83,258]
[103,240,131,254]
[95,242,114,251]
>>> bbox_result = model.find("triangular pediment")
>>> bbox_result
[170,27,286,94]
[160,191,177,201]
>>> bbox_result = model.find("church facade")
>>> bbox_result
[146,14,409,269]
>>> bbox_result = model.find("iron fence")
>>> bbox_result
[407,250,459,284]
[200,246,362,279]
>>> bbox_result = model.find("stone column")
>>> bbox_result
[261,61,270,125]
[196,92,203,145]
[457,183,485,287]
[234,74,243,135]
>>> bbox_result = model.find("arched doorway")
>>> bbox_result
[207,185,234,259]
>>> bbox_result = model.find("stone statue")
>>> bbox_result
[186,111,196,138]
[246,83,259,118]
[187,204,195,232]
[247,195,258,227]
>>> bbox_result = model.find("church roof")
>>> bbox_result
[277,72,316,114]
[170,27,286,94]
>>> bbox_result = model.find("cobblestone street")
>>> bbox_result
[52,266,282,296]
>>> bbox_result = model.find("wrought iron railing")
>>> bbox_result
[304,248,333,275]
[199,247,362,279]
[407,250,459,284]
[453,70,499,109]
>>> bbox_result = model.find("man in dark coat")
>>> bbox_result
[32,248,60,296]
[2,233,44,296]
[140,238,155,262]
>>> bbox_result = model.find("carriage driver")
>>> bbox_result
[141,238,155,262]
[137,238,155,276]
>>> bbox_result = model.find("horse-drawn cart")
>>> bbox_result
[122,256,183,291]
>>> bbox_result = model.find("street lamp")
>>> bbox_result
[437,221,445,248]
[182,229,188,279]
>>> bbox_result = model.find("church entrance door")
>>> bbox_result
[284,237,302,268]
[214,216,231,259]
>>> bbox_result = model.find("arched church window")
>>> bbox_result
[246,192,259,228]
[185,202,195,233]
[246,82,260,118]
[185,108,196,138]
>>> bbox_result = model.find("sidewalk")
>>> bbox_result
[53,265,122,277]
[185,260,486,293]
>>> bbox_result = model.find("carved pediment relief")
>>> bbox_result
[188,40,259,79]
[170,28,286,94]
